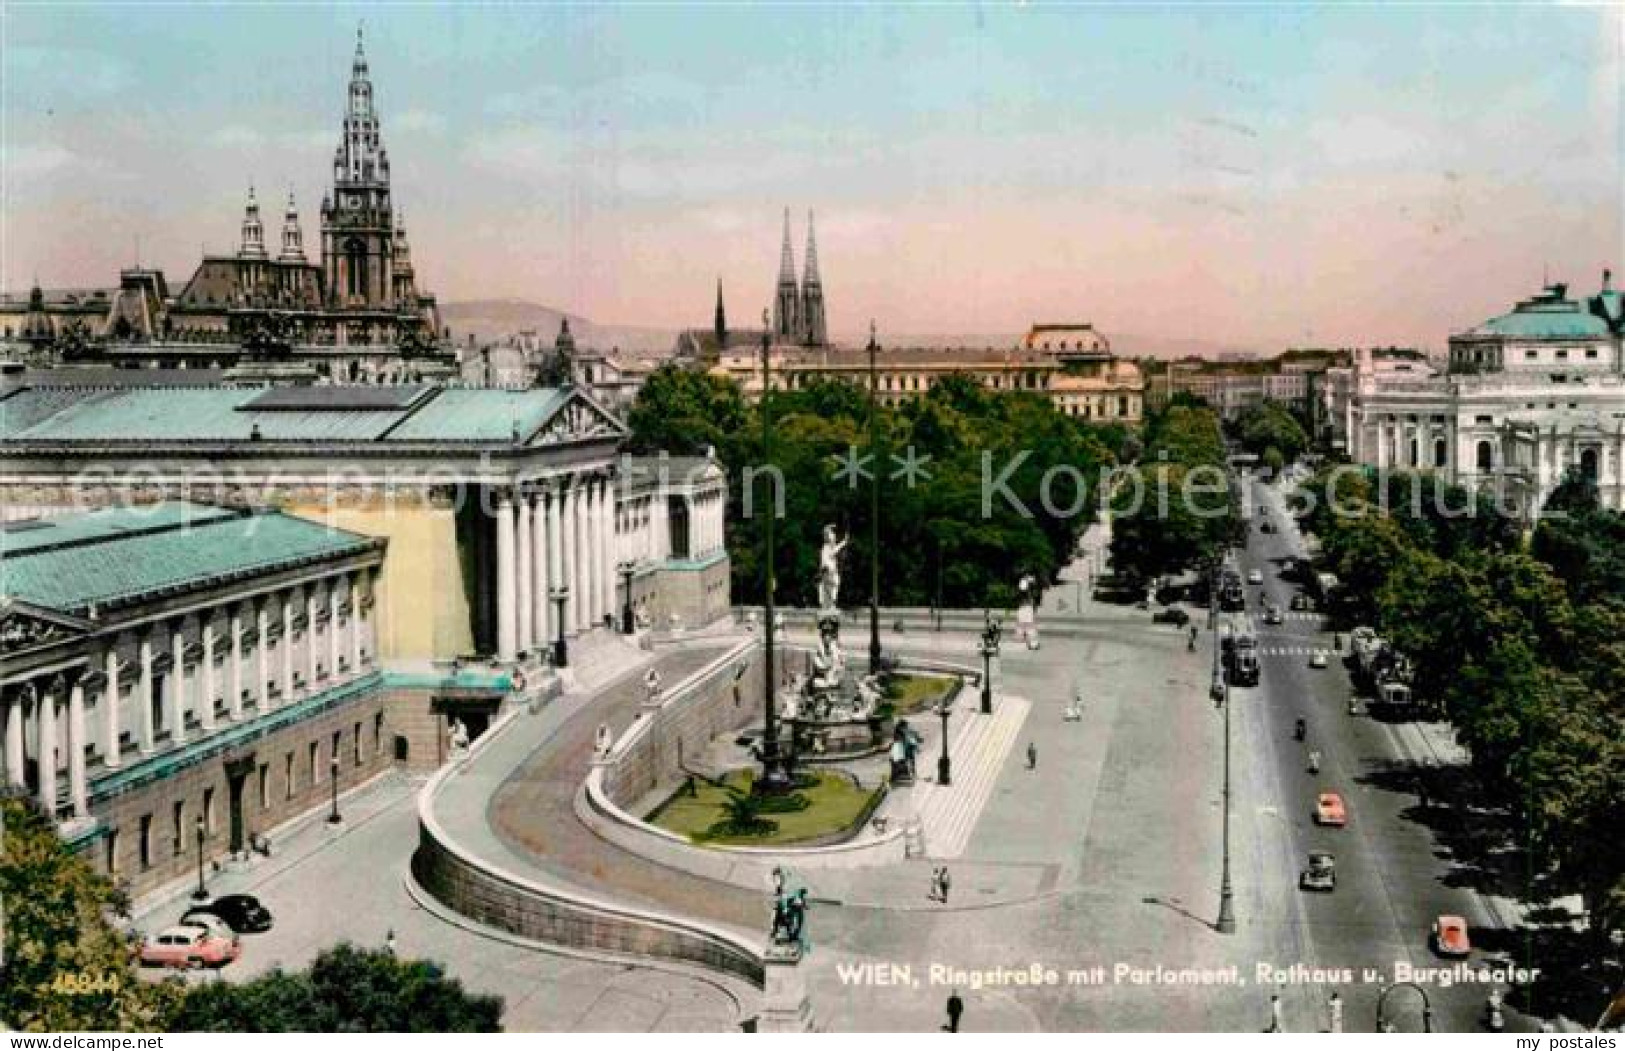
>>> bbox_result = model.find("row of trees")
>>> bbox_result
[0,798,502,1032]
[628,366,1133,609]
[1108,400,1239,585]
[1230,400,1310,476]
[1299,467,1625,930]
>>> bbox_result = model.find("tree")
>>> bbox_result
[0,798,182,1031]
[173,943,502,1032]
[624,364,748,459]
[1233,401,1308,464]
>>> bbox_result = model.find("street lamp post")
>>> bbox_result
[867,320,883,674]
[551,586,569,667]
[191,816,208,901]
[935,701,952,786]
[618,561,635,635]
[1216,673,1236,934]
[327,755,342,825]
[979,618,1001,715]
[756,310,791,794]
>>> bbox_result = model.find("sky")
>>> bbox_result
[3,2,1621,352]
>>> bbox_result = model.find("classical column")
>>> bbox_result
[102,642,122,768]
[199,613,217,732]
[496,491,518,661]
[255,599,272,712]
[228,605,244,720]
[4,688,24,787]
[589,480,602,626]
[169,620,188,746]
[328,580,342,677]
[546,487,564,634]
[138,631,156,753]
[532,491,550,645]
[37,683,59,818]
[281,591,297,703]
[67,678,88,820]
[562,483,579,633]
[306,587,321,685]
[517,494,534,652]
[599,479,614,622]
[349,572,365,670]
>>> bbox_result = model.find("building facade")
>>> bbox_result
[706,323,1144,422]
[0,377,731,661]
[1346,275,1625,519]
[0,504,391,894]
[0,29,454,382]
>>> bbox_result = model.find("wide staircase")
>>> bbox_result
[564,628,654,693]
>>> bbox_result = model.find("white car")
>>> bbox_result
[1247,569,1264,585]
[1309,650,1329,669]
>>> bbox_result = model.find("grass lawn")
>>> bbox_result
[883,673,955,716]
[647,769,882,846]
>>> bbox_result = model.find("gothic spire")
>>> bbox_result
[772,206,801,340]
[778,206,797,286]
[714,277,727,345]
[802,209,821,289]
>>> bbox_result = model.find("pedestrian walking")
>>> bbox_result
[928,866,942,902]
[939,867,952,904]
[1268,993,1283,1033]
[945,989,964,1032]
[1328,992,1343,1034]
[1027,742,1037,770]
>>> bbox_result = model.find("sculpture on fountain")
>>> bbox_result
[817,525,847,615]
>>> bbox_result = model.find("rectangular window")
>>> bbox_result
[332,730,342,766]
[309,740,320,785]
[171,800,185,857]
[259,763,270,810]
[105,828,120,874]
[353,721,362,765]
[283,754,294,801]
[374,712,385,753]
[139,815,152,870]
[203,787,216,834]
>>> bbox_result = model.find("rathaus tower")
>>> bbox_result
[321,27,397,309]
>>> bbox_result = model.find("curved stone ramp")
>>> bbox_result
[411,643,772,1013]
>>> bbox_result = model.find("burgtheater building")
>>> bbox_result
[1347,273,1625,519]
[0,30,454,382]
[0,376,730,894]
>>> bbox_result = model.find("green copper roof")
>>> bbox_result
[384,387,570,442]
[1466,286,1613,339]
[0,384,600,444]
[1,502,238,556]
[1,502,379,613]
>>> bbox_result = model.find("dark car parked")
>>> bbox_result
[182,894,274,934]
[1152,607,1191,627]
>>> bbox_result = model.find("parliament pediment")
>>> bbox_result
[0,597,92,655]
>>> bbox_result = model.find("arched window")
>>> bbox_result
[1476,440,1493,473]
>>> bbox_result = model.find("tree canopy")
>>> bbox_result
[626,369,1128,609]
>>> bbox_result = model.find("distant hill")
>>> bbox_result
[440,300,678,356]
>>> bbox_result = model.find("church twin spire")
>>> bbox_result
[771,207,827,347]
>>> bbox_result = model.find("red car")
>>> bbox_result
[1314,792,1348,827]
[1433,915,1471,958]
[138,922,241,969]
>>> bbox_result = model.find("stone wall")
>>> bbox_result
[599,640,761,810]
[411,826,764,993]
[87,675,396,898]
[647,553,732,632]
